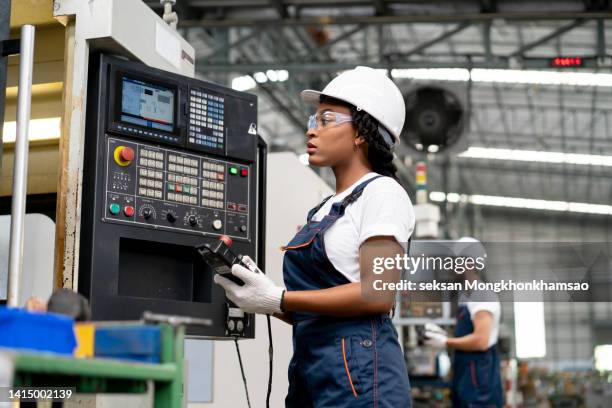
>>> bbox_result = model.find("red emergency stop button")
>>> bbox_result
[114,146,134,166]
[124,205,135,217]
[240,168,248,177]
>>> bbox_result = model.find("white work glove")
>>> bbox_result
[423,322,448,349]
[213,255,285,315]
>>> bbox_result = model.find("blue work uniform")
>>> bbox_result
[282,175,412,408]
[452,304,504,408]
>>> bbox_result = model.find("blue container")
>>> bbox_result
[94,326,161,363]
[0,307,76,355]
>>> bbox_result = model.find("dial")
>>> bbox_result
[139,205,156,220]
[166,212,177,223]
[188,214,198,226]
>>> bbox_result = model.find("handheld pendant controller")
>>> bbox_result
[196,235,251,336]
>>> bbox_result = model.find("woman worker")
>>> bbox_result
[424,237,504,408]
[214,66,415,407]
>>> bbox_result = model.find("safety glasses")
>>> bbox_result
[307,111,353,130]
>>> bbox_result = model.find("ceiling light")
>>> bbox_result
[253,72,268,83]
[277,70,289,81]
[2,117,61,143]
[391,68,612,88]
[429,191,612,215]
[266,69,278,82]
[446,192,460,203]
[459,147,612,167]
[429,191,446,202]
[231,75,256,91]
[392,68,470,82]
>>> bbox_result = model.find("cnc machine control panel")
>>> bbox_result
[79,54,264,338]
[104,137,250,240]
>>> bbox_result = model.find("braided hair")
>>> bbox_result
[319,95,399,181]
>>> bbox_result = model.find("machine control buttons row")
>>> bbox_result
[191,89,224,101]
[167,183,197,195]
[109,203,134,217]
[139,178,163,189]
[202,170,224,180]
[202,190,224,199]
[169,163,198,176]
[227,203,248,213]
[227,320,244,332]
[139,168,163,180]
[229,166,248,177]
[140,149,164,161]
[169,155,198,167]
[138,188,163,199]
[168,174,198,186]
[189,135,222,149]
[203,162,224,172]
[139,157,164,169]
[203,181,223,191]
[168,193,198,205]
[203,199,224,209]
[117,125,178,143]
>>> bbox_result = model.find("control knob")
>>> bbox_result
[142,207,153,220]
[212,219,223,230]
[188,214,198,226]
[166,212,177,223]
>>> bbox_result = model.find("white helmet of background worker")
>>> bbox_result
[300,66,405,147]
[455,236,487,275]
[455,237,486,257]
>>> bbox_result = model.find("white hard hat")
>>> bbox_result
[300,66,405,145]
[455,237,486,259]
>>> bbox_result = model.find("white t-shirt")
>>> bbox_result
[310,172,415,283]
[460,291,501,348]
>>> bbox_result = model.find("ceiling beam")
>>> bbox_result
[178,11,612,28]
[385,21,471,61]
[509,18,588,57]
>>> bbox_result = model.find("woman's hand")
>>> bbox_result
[214,258,285,315]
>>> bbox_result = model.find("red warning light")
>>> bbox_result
[551,57,583,67]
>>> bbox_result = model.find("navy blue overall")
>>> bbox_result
[452,304,504,408]
[282,175,412,408]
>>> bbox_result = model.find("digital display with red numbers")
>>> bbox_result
[551,57,583,67]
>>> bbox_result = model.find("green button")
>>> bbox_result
[167,182,175,191]
[229,167,238,175]
[184,185,190,194]
[109,203,120,215]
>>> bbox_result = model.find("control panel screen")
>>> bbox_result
[121,77,175,133]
